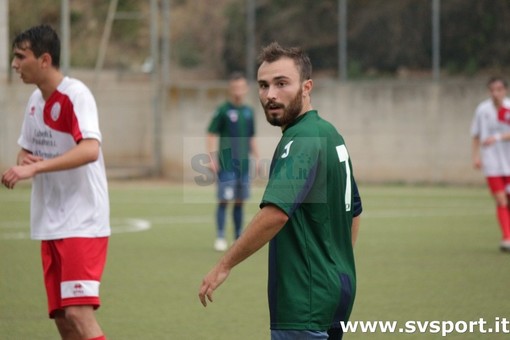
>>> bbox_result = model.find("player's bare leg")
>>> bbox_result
[54,310,80,340]
[54,306,104,340]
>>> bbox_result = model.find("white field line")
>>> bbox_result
[0,208,493,240]
[0,218,152,240]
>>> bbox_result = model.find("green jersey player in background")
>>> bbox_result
[206,72,259,251]
[199,42,362,340]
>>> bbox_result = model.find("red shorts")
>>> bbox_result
[486,176,510,194]
[41,237,109,318]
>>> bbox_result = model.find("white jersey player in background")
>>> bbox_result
[471,76,510,253]
[1,25,110,340]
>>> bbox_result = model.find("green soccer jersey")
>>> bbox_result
[261,110,357,331]
[207,101,255,176]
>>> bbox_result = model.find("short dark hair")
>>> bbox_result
[257,42,312,82]
[487,76,508,89]
[12,24,60,68]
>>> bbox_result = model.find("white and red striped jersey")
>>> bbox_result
[17,77,110,240]
[471,97,510,176]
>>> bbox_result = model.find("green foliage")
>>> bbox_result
[175,39,202,68]
[464,58,479,77]
[8,0,510,78]
[9,0,60,37]
[223,1,246,74]
[69,10,83,25]
[348,60,364,79]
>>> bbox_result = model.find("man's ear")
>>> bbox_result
[39,52,52,69]
[302,79,313,97]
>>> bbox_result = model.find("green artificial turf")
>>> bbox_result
[1,182,508,339]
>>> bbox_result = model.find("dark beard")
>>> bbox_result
[263,88,303,127]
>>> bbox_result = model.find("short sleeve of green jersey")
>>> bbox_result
[261,136,321,216]
[207,108,223,134]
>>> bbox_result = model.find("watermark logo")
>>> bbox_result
[182,136,333,203]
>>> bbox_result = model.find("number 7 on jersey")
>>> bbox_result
[336,144,352,212]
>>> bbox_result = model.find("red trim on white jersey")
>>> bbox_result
[43,90,83,142]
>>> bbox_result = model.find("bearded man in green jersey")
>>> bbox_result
[199,42,362,340]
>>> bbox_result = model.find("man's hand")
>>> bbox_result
[198,262,231,307]
[2,164,37,189]
[472,155,482,170]
[197,205,288,308]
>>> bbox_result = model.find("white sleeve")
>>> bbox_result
[70,84,102,143]
[470,105,482,138]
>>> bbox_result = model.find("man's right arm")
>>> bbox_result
[198,204,288,307]
[472,136,481,169]
[206,133,219,173]
[352,215,360,246]
[351,177,362,246]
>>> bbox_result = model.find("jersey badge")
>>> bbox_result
[50,102,62,121]
[228,110,238,123]
[281,140,294,158]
